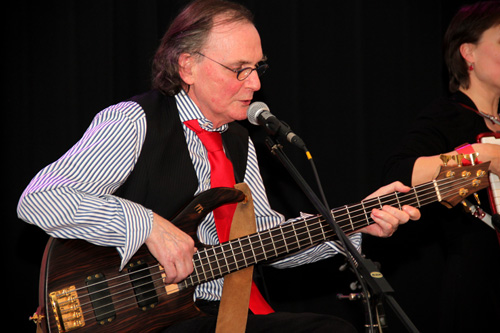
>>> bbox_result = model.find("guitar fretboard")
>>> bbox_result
[181,177,467,288]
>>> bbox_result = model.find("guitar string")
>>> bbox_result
[94,173,476,295]
[71,180,458,320]
[59,172,469,301]
[62,176,483,323]
[185,175,481,286]
[184,174,483,287]
[52,174,478,312]
[53,174,479,316]
[51,173,485,323]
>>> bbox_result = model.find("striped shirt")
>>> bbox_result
[17,90,361,301]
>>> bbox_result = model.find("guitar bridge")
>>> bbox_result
[49,285,85,332]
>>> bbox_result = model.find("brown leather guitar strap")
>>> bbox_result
[215,183,256,333]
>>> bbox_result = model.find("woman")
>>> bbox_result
[367,2,500,332]
[408,1,500,185]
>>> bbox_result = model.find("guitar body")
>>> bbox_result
[38,187,246,333]
[41,239,199,333]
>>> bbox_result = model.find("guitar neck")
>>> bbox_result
[182,180,445,288]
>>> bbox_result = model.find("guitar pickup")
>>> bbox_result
[86,273,116,326]
[126,260,158,311]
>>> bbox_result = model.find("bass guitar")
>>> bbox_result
[33,163,490,332]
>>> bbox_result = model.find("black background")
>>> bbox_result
[4,1,477,331]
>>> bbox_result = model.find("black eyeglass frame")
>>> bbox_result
[195,52,268,81]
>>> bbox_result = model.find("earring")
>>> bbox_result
[468,63,474,71]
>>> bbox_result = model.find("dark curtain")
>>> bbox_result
[5,1,475,331]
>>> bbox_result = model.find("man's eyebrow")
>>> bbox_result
[232,55,268,67]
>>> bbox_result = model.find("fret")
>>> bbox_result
[283,221,302,251]
[304,220,314,245]
[322,220,332,239]
[377,196,383,209]
[310,218,326,243]
[332,209,351,232]
[269,228,284,256]
[208,247,219,279]
[207,247,222,278]
[330,210,340,233]
[256,233,268,261]
[252,233,267,262]
[345,205,354,231]
[361,201,370,225]
[280,226,289,253]
[197,250,209,282]
[322,219,335,239]
[262,229,278,258]
[181,277,190,289]
[291,222,300,249]
[413,187,421,207]
[216,244,230,275]
[394,192,402,209]
[318,216,327,240]
[189,252,205,285]
[332,208,349,234]
[186,257,198,286]
[236,237,249,267]
[246,235,258,265]
[228,241,240,272]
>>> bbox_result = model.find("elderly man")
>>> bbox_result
[18,0,420,331]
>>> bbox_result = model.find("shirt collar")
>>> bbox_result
[175,90,228,133]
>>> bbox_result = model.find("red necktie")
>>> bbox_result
[184,119,274,314]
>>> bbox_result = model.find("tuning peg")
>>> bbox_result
[440,154,453,166]
[461,200,471,213]
[463,152,479,166]
[474,193,481,205]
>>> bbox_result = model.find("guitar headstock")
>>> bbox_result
[434,162,491,208]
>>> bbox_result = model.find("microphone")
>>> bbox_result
[247,101,306,150]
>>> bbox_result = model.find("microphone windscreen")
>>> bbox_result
[247,101,269,125]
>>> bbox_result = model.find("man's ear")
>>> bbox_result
[459,43,476,64]
[178,53,195,85]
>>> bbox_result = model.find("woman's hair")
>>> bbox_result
[152,0,254,96]
[444,1,500,92]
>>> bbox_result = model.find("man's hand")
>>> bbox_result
[145,213,197,284]
[359,181,421,237]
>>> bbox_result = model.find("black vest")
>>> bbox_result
[114,90,249,221]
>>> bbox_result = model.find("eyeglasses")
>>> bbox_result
[195,52,268,81]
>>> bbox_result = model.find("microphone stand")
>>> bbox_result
[263,133,419,333]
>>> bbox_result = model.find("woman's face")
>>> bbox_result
[467,24,500,94]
